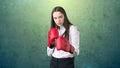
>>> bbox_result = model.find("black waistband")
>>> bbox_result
[51,56,74,63]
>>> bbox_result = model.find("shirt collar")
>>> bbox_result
[58,26,66,36]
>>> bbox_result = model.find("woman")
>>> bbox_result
[47,6,80,68]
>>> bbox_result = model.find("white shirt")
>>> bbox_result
[47,25,80,58]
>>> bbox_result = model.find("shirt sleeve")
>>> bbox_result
[47,47,54,56]
[69,25,80,56]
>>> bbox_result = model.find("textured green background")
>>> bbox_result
[0,0,120,68]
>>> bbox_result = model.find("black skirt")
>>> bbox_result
[50,57,74,68]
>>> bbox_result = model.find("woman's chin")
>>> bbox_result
[57,25,62,27]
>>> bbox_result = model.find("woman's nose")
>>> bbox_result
[57,18,60,22]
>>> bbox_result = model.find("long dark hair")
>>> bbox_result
[51,6,72,40]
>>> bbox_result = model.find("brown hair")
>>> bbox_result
[51,6,72,40]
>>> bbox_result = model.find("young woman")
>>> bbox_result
[47,6,80,68]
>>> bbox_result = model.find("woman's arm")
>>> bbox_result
[47,47,54,56]
[69,25,80,55]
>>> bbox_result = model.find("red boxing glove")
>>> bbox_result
[48,28,59,48]
[56,36,75,53]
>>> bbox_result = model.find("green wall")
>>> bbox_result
[0,0,120,68]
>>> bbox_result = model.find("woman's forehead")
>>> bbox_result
[53,12,64,17]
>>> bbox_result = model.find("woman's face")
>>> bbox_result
[53,11,64,27]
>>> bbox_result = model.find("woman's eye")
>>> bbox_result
[59,16,62,18]
[54,17,57,19]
